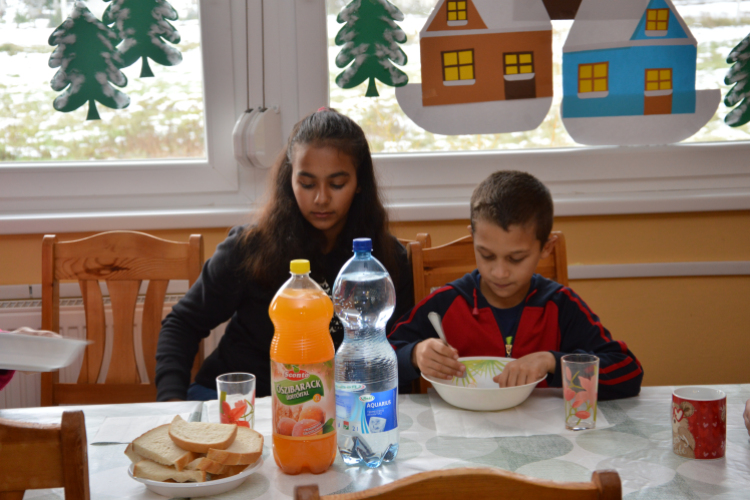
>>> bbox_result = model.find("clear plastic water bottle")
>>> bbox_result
[333,238,399,468]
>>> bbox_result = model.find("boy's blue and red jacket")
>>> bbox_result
[388,271,643,400]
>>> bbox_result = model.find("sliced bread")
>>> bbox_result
[123,443,143,464]
[185,456,227,475]
[168,415,238,454]
[211,464,248,480]
[206,426,263,465]
[132,459,206,483]
[132,424,196,471]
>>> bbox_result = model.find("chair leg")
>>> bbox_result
[294,485,320,500]
[0,491,25,500]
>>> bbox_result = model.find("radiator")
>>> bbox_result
[0,295,226,409]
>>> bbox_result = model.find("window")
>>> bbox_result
[447,1,467,22]
[646,68,672,92]
[578,62,608,94]
[646,8,669,32]
[504,53,534,77]
[442,50,475,84]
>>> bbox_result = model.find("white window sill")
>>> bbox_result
[578,91,609,99]
[444,79,476,86]
[645,30,668,37]
[504,73,535,81]
[645,89,673,97]
[447,20,468,26]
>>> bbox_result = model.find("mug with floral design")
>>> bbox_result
[672,387,726,460]
[562,354,599,431]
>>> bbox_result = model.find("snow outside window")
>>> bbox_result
[0,0,205,162]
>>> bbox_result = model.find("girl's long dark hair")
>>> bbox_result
[240,108,399,290]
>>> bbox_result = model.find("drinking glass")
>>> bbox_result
[562,354,599,430]
[216,372,256,428]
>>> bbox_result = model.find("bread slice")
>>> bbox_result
[123,443,143,464]
[132,459,206,483]
[132,424,196,471]
[168,415,238,454]
[206,426,263,465]
[185,456,227,475]
[211,464,248,480]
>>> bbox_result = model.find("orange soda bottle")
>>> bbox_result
[269,259,337,474]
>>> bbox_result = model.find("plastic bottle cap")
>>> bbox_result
[353,238,372,252]
[290,259,310,274]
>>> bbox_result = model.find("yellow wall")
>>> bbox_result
[2,210,749,388]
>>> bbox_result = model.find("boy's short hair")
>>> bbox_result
[470,170,553,245]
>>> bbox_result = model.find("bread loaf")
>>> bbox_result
[132,424,196,471]
[133,459,206,483]
[206,426,263,465]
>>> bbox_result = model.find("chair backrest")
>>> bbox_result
[294,468,621,500]
[41,231,204,406]
[410,230,568,303]
[0,410,90,500]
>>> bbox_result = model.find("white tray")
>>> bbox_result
[0,332,89,371]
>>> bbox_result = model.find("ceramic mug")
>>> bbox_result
[672,387,726,460]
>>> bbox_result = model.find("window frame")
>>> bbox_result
[646,8,669,33]
[1,0,750,235]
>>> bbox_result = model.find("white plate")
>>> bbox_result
[128,457,263,498]
[423,356,545,411]
[0,332,90,371]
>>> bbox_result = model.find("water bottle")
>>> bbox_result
[332,238,399,468]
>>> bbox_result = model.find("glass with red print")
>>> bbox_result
[216,372,256,428]
[562,354,599,431]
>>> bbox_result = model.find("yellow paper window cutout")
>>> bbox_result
[579,62,607,93]
[660,69,671,80]
[646,70,658,81]
[594,63,607,78]
[458,1,466,8]
[519,54,532,64]
[593,79,607,92]
[646,82,658,91]
[647,10,656,20]
[646,9,669,31]
[579,65,592,78]
[646,21,655,30]
[442,49,474,82]
[660,81,671,90]
[658,9,669,20]
[458,11,466,20]
[460,65,474,80]
[645,67,672,92]
[448,11,457,20]
[448,2,456,9]
[505,54,518,65]
[579,80,593,93]
[459,51,473,64]
[506,66,518,75]
[444,52,457,66]
[520,65,532,74]
[504,52,534,76]
[444,67,459,81]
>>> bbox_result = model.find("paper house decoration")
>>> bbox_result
[561,0,720,145]
[396,0,553,135]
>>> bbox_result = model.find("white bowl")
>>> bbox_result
[0,332,89,371]
[128,457,263,498]
[422,356,545,411]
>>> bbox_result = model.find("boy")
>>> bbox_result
[388,171,643,399]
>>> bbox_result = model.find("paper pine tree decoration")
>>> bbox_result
[335,0,408,97]
[724,32,750,127]
[103,0,182,78]
[48,1,130,120]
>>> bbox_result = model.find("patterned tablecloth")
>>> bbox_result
[3,385,750,500]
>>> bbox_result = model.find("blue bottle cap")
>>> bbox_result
[352,238,372,252]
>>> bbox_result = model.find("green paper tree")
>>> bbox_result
[334,0,408,97]
[48,1,130,120]
[103,0,182,78]
[724,32,750,127]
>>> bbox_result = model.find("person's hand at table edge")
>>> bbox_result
[494,352,555,388]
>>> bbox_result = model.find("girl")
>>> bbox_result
[155,109,414,401]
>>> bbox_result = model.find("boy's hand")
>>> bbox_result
[744,399,750,436]
[494,352,555,388]
[412,339,466,380]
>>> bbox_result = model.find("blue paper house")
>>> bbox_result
[561,0,719,145]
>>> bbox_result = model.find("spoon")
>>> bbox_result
[427,312,465,378]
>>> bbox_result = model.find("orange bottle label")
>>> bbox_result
[271,360,335,439]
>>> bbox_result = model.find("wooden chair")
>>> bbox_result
[0,410,89,500]
[294,467,621,500]
[409,230,568,393]
[41,231,204,406]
